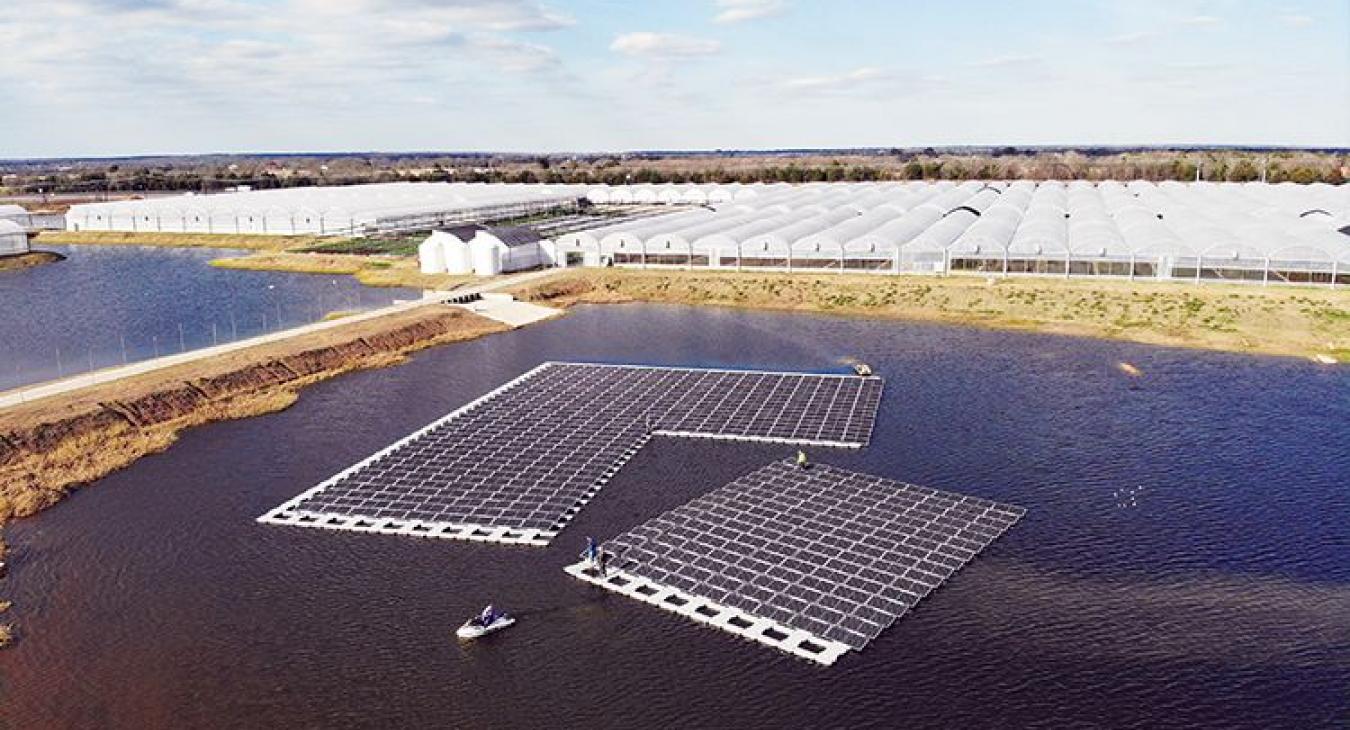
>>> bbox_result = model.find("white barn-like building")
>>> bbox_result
[418,225,553,277]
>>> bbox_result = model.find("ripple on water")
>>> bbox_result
[1,303,1346,729]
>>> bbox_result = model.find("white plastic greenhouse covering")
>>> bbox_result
[65,182,590,237]
[0,219,29,256]
[70,178,1350,286]
[560,181,1349,285]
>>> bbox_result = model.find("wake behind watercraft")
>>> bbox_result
[456,605,515,640]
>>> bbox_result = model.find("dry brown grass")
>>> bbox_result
[513,269,1350,361]
[36,230,332,251]
[0,251,64,272]
[209,251,473,290]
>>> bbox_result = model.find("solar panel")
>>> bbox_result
[259,363,883,545]
[565,460,1024,665]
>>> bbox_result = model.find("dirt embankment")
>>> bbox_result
[0,533,9,646]
[0,307,506,521]
[0,251,65,272]
[513,269,1350,361]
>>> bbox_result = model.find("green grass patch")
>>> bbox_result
[299,236,421,257]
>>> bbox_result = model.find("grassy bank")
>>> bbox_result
[0,306,506,521]
[209,251,472,289]
[35,229,334,251]
[0,251,65,272]
[297,235,423,257]
[513,269,1350,361]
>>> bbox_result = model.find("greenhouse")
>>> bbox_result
[65,182,589,237]
[0,219,29,256]
[77,177,1346,287]
[0,204,29,223]
[552,180,1349,286]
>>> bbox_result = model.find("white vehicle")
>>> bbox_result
[456,607,515,640]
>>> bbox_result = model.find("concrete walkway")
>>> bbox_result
[0,268,564,410]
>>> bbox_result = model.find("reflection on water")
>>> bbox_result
[0,244,417,389]
[0,303,1346,729]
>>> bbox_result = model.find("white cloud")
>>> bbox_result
[713,0,784,24]
[610,32,722,57]
[0,0,573,106]
[293,0,574,32]
[1,0,1346,155]
[1104,30,1162,45]
[1178,14,1222,27]
[969,54,1042,69]
[779,66,887,94]
[470,34,560,72]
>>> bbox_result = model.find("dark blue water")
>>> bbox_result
[1,304,1346,729]
[0,245,418,390]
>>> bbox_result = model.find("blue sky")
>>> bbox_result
[1,0,1346,157]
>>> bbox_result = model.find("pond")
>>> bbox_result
[0,244,418,390]
[1,303,1345,728]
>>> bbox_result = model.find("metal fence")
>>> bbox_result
[0,286,387,396]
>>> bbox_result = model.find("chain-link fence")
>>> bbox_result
[1,284,389,397]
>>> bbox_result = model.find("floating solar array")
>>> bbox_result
[259,363,882,546]
[565,460,1024,665]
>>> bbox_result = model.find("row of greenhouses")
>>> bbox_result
[554,181,1348,285]
[64,183,587,236]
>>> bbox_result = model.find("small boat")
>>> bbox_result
[456,608,515,640]
[852,362,873,377]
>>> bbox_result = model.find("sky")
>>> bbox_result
[0,0,1347,157]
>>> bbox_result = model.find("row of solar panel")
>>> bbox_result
[281,363,883,539]
[602,460,1023,651]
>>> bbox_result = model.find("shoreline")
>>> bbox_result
[2,262,1342,517]
[35,230,329,251]
[43,231,1345,361]
[510,269,1349,362]
[0,251,65,272]
[209,251,472,290]
[0,306,506,522]
[35,230,463,290]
